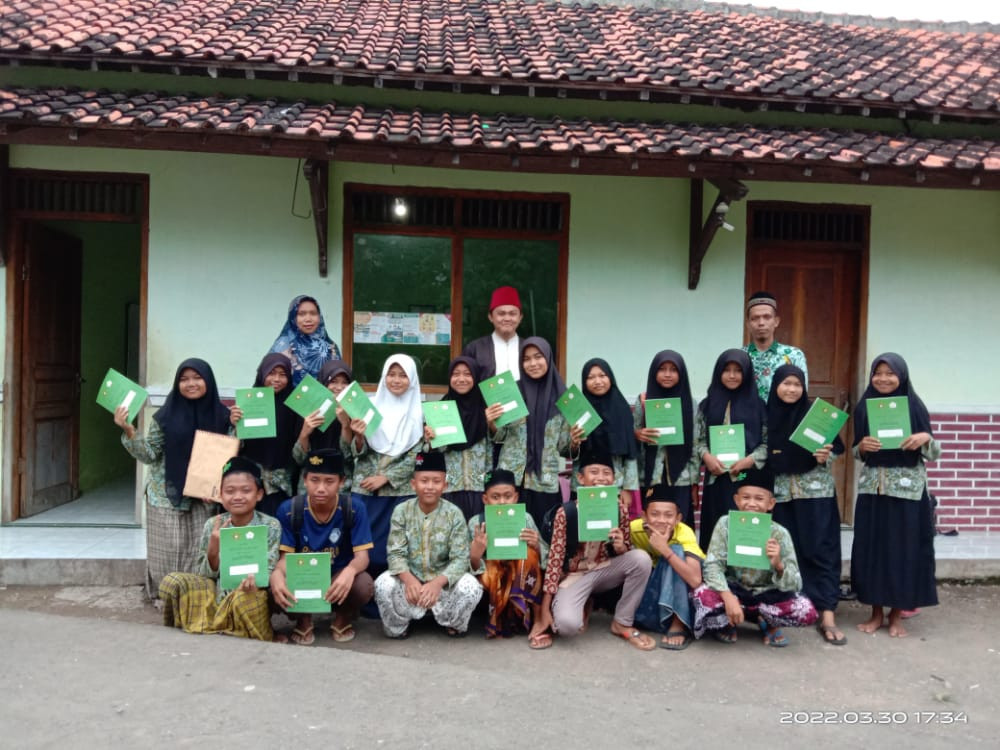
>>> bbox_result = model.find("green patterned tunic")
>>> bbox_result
[693,409,768,487]
[703,516,802,595]
[194,510,282,603]
[855,438,941,501]
[386,498,471,587]
[496,414,572,493]
[632,397,701,488]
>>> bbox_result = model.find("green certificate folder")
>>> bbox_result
[866,396,912,450]
[285,552,332,614]
[727,511,772,570]
[709,423,745,468]
[422,400,468,449]
[337,381,383,435]
[95,368,148,423]
[556,384,602,437]
[478,371,528,428]
[789,397,849,452]
[219,525,269,589]
[577,486,620,542]
[235,387,277,440]
[284,374,338,432]
[645,398,685,446]
[485,503,528,560]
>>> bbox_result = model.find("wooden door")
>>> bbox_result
[747,240,864,522]
[18,224,82,517]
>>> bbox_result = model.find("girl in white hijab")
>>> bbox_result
[349,354,424,579]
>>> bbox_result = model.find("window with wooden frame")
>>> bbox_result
[342,184,569,390]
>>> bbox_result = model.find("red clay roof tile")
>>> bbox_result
[0,1,997,116]
[2,86,996,176]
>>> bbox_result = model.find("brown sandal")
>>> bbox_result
[613,627,656,651]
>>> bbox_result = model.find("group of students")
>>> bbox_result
[113,289,939,649]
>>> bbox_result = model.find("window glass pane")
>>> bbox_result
[352,233,452,384]
[461,238,560,359]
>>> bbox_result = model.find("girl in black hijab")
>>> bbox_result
[429,356,491,520]
[767,364,847,645]
[634,350,697,520]
[115,358,230,599]
[231,353,299,516]
[293,359,355,492]
[694,349,767,550]
[579,358,638,493]
[851,353,938,638]
[495,337,577,528]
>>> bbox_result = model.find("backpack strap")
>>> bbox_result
[340,493,353,556]
[561,500,579,572]
[290,494,307,551]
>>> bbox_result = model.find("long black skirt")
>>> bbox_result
[444,490,484,523]
[699,474,737,551]
[772,496,842,612]
[850,491,938,610]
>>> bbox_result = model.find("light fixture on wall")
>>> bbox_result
[393,197,409,219]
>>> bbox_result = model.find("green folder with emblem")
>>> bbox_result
[219,525,269,589]
[478,370,528,427]
[235,387,277,440]
[789,397,848,452]
[709,423,745,468]
[484,503,528,560]
[284,374,338,432]
[866,396,911,450]
[285,552,332,614]
[95,368,148,423]
[556,384,602,437]
[727,511,772,570]
[576,485,620,542]
[644,397,685,445]
[422,399,468,448]
[337,381,383,435]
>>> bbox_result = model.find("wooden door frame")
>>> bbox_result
[2,169,149,523]
[743,200,870,523]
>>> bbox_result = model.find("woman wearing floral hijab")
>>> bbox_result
[269,295,341,385]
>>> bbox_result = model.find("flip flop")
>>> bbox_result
[331,623,356,643]
[613,627,657,651]
[446,627,467,638]
[712,626,738,644]
[660,631,693,651]
[816,623,847,646]
[289,626,315,646]
[528,632,553,650]
[760,621,788,647]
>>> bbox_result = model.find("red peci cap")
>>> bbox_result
[489,286,522,311]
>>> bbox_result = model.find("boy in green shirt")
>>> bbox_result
[693,466,817,646]
[374,450,483,638]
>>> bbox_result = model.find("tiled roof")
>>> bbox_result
[1,1,998,117]
[2,88,997,182]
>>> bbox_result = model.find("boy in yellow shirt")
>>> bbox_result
[630,484,704,650]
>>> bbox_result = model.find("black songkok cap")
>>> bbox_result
[222,456,263,487]
[484,469,517,490]
[733,465,775,494]
[304,448,346,476]
[414,450,447,473]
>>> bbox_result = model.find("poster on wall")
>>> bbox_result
[353,311,451,346]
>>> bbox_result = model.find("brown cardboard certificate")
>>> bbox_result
[182,430,240,501]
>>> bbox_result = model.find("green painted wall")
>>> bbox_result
[6,144,999,417]
[42,220,141,492]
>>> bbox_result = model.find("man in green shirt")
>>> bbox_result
[374,450,483,638]
[743,290,808,401]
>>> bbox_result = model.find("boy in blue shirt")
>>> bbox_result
[271,448,375,644]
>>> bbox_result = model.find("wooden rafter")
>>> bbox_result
[688,177,749,289]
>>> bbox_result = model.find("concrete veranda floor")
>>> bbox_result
[0,583,996,748]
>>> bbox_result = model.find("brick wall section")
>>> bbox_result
[927,413,1000,532]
